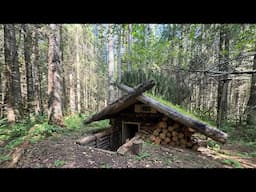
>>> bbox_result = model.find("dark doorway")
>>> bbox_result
[122,122,140,144]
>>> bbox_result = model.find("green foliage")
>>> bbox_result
[249,152,256,158]
[100,163,111,168]
[5,136,25,150]
[207,140,220,151]
[90,119,109,128]
[164,158,173,165]
[64,114,84,129]
[146,94,214,127]
[243,141,256,151]
[9,123,30,138]
[0,155,11,162]
[0,135,10,141]
[34,114,48,124]
[122,69,192,105]
[0,118,7,126]
[135,152,150,161]
[53,160,65,167]
[222,159,242,168]
[30,122,63,138]
[241,126,256,142]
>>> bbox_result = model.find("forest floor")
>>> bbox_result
[3,130,254,168]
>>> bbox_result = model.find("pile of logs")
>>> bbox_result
[148,117,200,151]
[76,128,113,150]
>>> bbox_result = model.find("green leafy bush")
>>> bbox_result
[30,122,63,137]
[222,159,242,168]
[64,114,84,129]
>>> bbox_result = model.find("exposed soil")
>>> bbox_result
[0,130,252,168]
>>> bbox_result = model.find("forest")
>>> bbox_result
[0,24,256,168]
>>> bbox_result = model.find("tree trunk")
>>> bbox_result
[4,24,23,124]
[33,28,44,115]
[60,25,66,115]
[108,24,115,104]
[75,25,81,113]
[246,53,256,125]
[23,24,34,114]
[127,24,132,71]
[217,25,229,128]
[117,26,122,97]
[48,24,64,126]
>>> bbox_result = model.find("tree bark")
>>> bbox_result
[118,83,228,143]
[217,25,229,128]
[32,28,44,115]
[75,25,81,113]
[108,24,115,104]
[23,24,34,114]
[127,24,132,71]
[246,53,256,125]
[48,24,64,126]
[4,24,23,124]
[60,25,66,115]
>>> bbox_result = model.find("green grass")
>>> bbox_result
[89,119,109,128]
[0,155,11,162]
[64,114,85,129]
[222,158,242,168]
[207,140,221,151]
[53,160,65,167]
[145,93,215,127]
[64,114,109,134]
[100,163,111,168]
[135,152,150,161]
[4,136,26,150]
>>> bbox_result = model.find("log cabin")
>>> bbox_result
[81,80,228,152]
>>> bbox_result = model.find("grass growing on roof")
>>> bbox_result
[145,93,215,127]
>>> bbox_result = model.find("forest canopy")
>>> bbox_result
[1,24,255,127]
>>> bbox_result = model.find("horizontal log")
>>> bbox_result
[84,80,156,124]
[76,135,96,145]
[76,129,113,145]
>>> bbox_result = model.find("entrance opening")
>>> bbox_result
[122,122,140,144]
[78,122,140,152]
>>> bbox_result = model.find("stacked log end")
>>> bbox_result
[147,116,200,151]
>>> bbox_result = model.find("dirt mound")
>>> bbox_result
[15,133,227,168]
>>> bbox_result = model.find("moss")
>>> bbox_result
[145,93,215,127]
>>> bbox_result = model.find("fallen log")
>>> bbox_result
[76,135,97,145]
[117,135,141,155]
[117,83,228,144]
[84,80,156,124]
[76,129,112,145]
